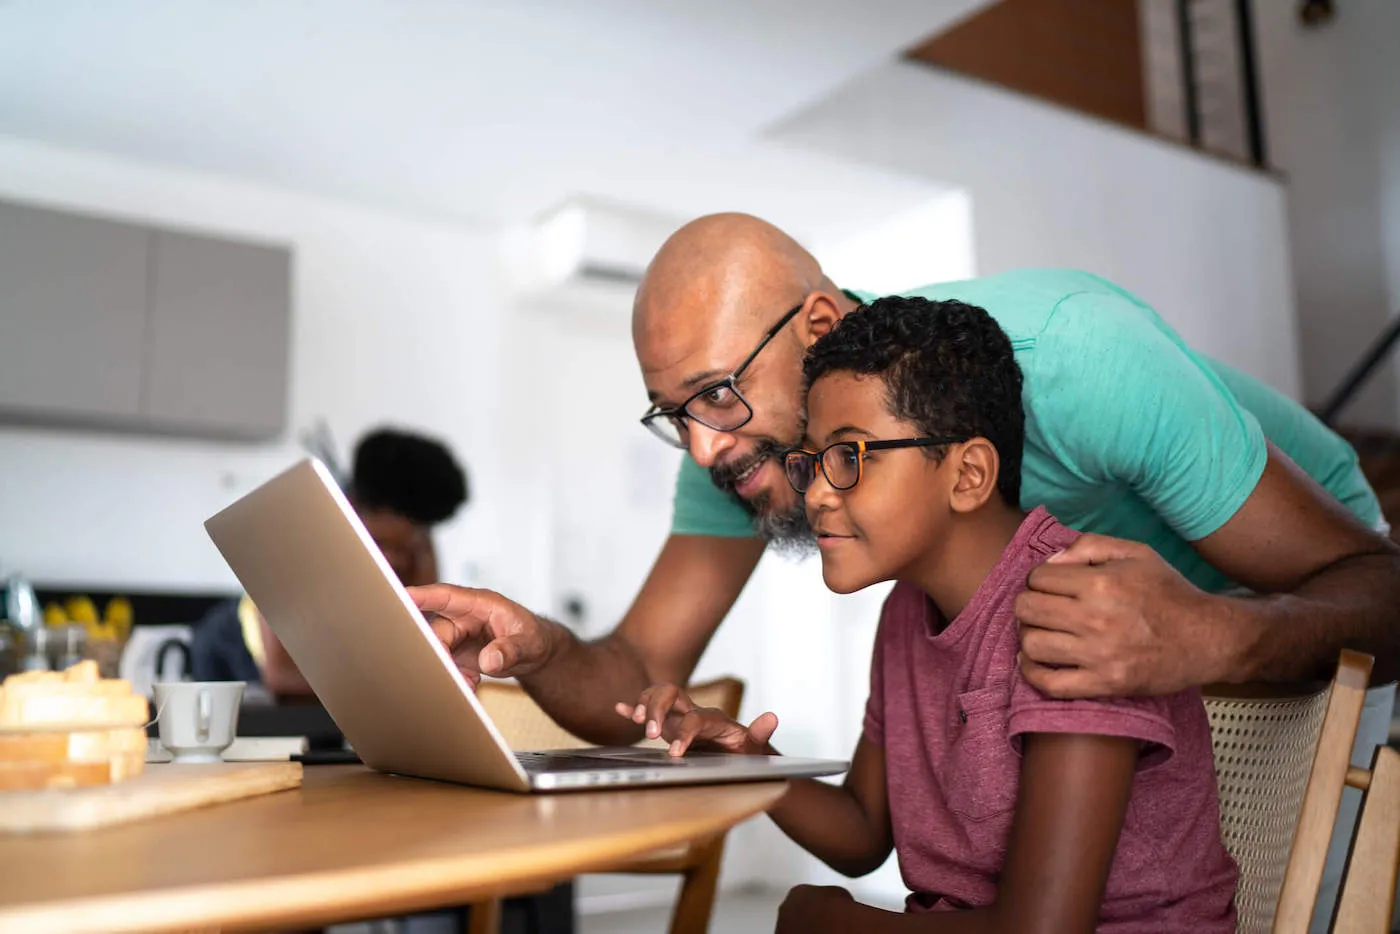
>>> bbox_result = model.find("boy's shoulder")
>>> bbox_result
[877,508,1080,634]
[995,507,1081,587]
[1022,507,1080,561]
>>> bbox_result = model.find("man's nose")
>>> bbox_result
[687,422,736,469]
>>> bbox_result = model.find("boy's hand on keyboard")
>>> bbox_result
[613,683,778,757]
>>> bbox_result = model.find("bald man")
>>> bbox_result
[411,214,1397,751]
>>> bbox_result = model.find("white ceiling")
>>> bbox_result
[0,0,985,238]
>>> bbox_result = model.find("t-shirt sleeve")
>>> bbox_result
[670,455,759,538]
[1030,291,1268,542]
[1007,670,1180,768]
[1208,357,1384,528]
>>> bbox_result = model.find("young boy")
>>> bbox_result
[618,296,1238,933]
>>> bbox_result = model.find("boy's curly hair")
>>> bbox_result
[802,296,1025,505]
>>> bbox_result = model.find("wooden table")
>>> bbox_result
[0,766,787,934]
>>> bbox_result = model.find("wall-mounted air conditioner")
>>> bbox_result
[502,198,683,319]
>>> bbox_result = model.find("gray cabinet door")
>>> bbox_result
[0,200,149,423]
[144,230,291,439]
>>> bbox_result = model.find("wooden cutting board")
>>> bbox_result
[0,761,303,834]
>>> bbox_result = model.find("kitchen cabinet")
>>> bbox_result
[144,230,291,439]
[0,200,149,425]
[0,199,292,441]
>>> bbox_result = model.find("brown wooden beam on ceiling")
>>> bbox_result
[906,0,1148,131]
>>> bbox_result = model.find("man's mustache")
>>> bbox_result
[709,439,788,495]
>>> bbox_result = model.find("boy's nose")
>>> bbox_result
[804,468,842,512]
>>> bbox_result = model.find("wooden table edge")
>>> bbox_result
[0,781,789,934]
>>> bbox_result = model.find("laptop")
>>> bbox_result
[204,458,849,792]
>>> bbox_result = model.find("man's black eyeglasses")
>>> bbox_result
[640,303,803,449]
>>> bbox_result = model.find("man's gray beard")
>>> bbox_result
[746,491,817,557]
[708,414,815,557]
[755,504,817,557]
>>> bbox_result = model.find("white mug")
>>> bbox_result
[153,681,246,764]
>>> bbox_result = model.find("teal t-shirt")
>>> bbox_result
[670,269,1382,594]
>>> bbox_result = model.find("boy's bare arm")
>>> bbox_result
[766,737,893,878]
[776,732,1138,934]
[620,689,894,879]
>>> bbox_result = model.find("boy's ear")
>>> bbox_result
[948,438,1001,513]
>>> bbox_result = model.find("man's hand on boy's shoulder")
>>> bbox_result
[1014,533,1224,699]
[615,682,779,757]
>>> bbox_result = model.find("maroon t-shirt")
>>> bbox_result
[864,507,1237,931]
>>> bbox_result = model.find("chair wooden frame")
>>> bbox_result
[1332,742,1400,932]
[1206,650,1400,933]
[468,676,747,934]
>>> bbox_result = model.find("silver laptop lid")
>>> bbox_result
[205,458,530,791]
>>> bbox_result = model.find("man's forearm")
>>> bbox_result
[1217,551,1400,684]
[517,621,652,745]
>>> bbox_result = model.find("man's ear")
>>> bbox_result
[802,290,844,346]
[948,439,1001,514]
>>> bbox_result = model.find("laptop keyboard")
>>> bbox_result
[515,750,699,772]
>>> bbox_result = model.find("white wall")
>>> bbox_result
[0,135,520,599]
[768,60,1302,398]
[819,190,976,296]
[1255,0,1400,427]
